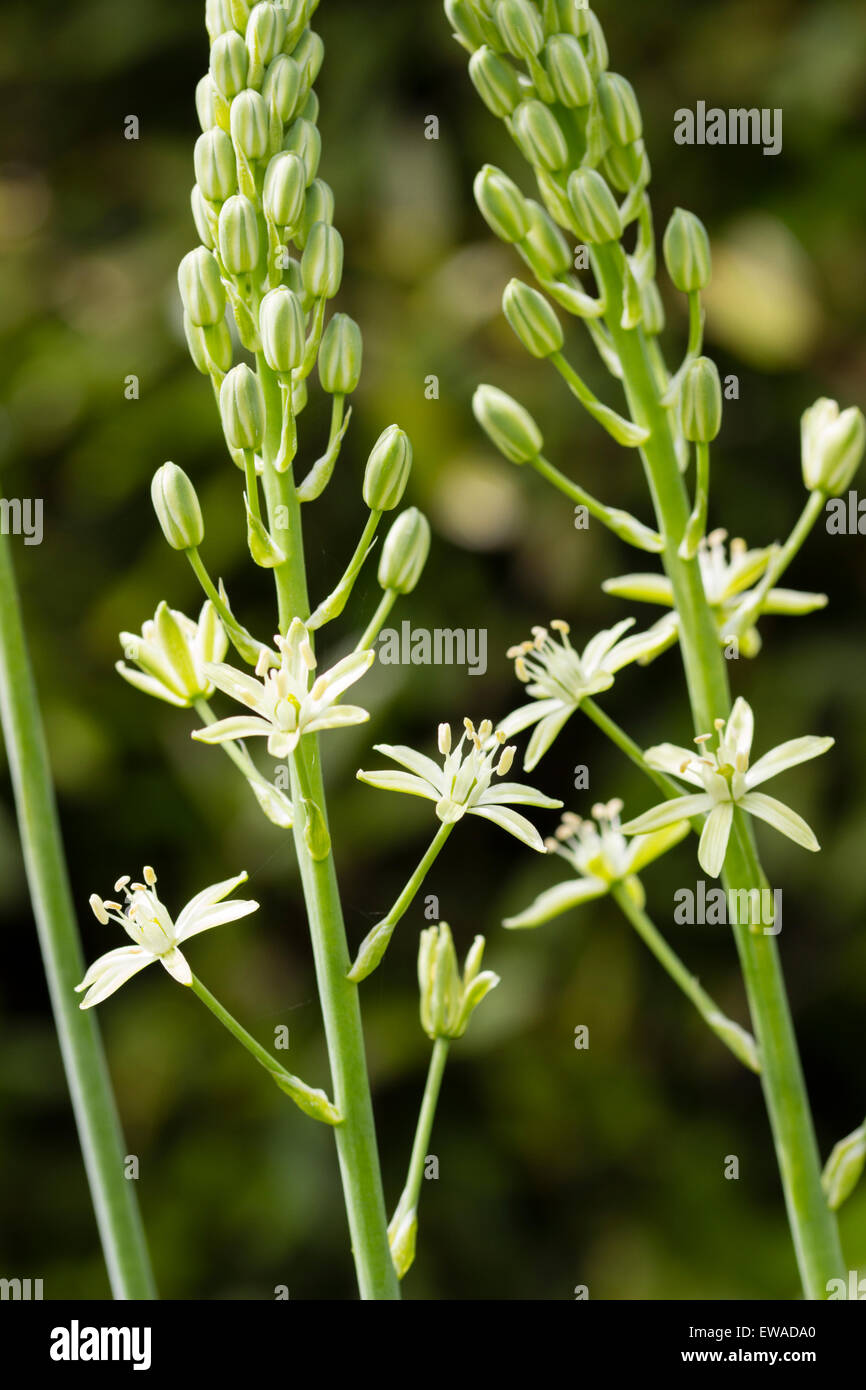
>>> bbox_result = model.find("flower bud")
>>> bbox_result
[494,0,544,59]
[546,0,591,36]
[596,72,642,145]
[259,286,305,375]
[468,45,522,117]
[363,425,412,511]
[263,151,306,228]
[210,30,250,99]
[640,279,665,337]
[473,164,530,244]
[663,208,711,293]
[246,2,287,68]
[544,33,593,107]
[292,29,325,88]
[196,75,219,132]
[194,129,237,203]
[299,88,319,124]
[218,193,261,274]
[513,99,569,172]
[801,398,866,495]
[296,179,335,249]
[178,247,226,327]
[444,0,490,51]
[822,1122,866,1212]
[280,0,308,49]
[680,357,722,443]
[473,383,543,463]
[601,139,647,193]
[191,184,217,248]
[282,117,321,185]
[378,508,430,593]
[151,463,204,551]
[118,600,227,708]
[206,0,231,41]
[583,10,609,76]
[262,54,302,123]
[503,278,563,358]
[219,363,265,451]
[228,0,252,32]
[521,199,572,280]
[566,167,622,244]
[318,313,362,395]
[300,222,343,299]
[184,313,233,376]
[230,88,269,160]
[420,922,461,1039]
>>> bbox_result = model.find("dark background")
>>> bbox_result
[1,0,865,1299]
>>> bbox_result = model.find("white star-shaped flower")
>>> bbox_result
[621,698,833,878]
[192,617,373,758]
[76,868,258,1008]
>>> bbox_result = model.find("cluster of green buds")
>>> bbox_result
[418,923,499,1040]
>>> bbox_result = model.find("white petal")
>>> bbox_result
[503,877,608,927]
[76,946,154,1008]
[745,736,834,790]
[644,743,706,788]
[176,898,258,943]
[739,792,820,852]
[601,573,674,606]
[159,947,193,985]
[115,663,188,708]
[761,587,827,616]
[581,618,635,674]
[525,706,575,771]
[496,699,562,741]
[698,801,734,878]
[316,649,374,701]
[192,715,274,744]
[305,704,370,733]
[625,820,691,874]
[469,803,546,852]
[175,871,251,937]
[357,769,439,801]
[203,662,268,713]
[725,697,754,762]
[622,794,711,835]
[478,781,563,809]
[368,742,444,789]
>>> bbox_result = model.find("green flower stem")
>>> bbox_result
[0,524,155,1299]
[592,241,844,1298]
[581,697,684,801]
[185,547,265,665]
[611,886,758,1073]
[357,590,397,652]
[391,1037,450,1228]
[730,489,826,636]
[307,508,382,631]
[348,821,455,982]
[193,697,276,797]
[255,352,400,1300]
[680,440,710,560]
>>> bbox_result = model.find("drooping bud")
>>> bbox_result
[184,314,233,377]
[151,463,204,551]
[296,179,335,249]
[502,278,563,358]
[219,363,265,451]
[512,99,569,172]
[282,117,322,185]
[318,313,363,395]
[378,508,431,594]
[663,208,711,293]
[262,54,302,123]
[218,193,261,274]
[520,199,572,280]
[178,247,226,327]
[194,129,237,203]
[680,357,723,444]
[566,167,622,244]
[259,286,305,375]
[300,222,343,299]
[363,425,413,511]
[472,384,543,464]
[544,33,593,107]
[230,88,269,160]
[493,0,544,59]
[468,46,522,117]
[210,30,250,98]
[473,164,530,244]
[263,151,306,228]
[800,398,866,496]
[596,72,642,145]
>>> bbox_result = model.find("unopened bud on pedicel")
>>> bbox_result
[472,384,543,463]
[640,279,665,337]
[206,0,230,42]
[601,139,647,193]
[547,0,591,38]
[473,164,530,243]
[293,30,325,89]
[566,167,622,244]
[521,199,572,279]
[218,194,261,274]
[184,314,233,377]
[191,185,217,248]
[596,72,642,145]
[513,100,569,172]
[263,54,302,123]
[178,247,226,327]
[282,117,322,186]
[503,278,563,358]
[230,89,269,160]
[801,398,866,495]
[259,287,305,375]
[494,0,544,59]
[363,425,412,511]
[210,30,249,98]
[318,313,363,395]
[663,208,711,292]
[300,222,343,299]
[378,507,431,593]
[444,0,489,51]
[263,151,306,228]
[196,75,219,132]
[246,2,287,69]
[151,463,204,551]
[468,46,521,117]
[194,129,237,203]
[296,179,335,249]
[583,10,609,76]
[544,33,593,108]
[228,0,252,32]
[280,0,309,50]
[680,357,722,443]
[219,363,265,451]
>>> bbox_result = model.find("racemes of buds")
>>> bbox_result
[473,384,543,463]
[318,313,363,395]
[418,924,499,1040]
[151,463,204,551]
[663,208,712,293]
[801,398,866,496]
[378,508,431,594]
[363,426,413,511]
[503,278,563,358]
[680,357,723,444]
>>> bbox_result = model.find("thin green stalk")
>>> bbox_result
[348,821,455,982]
[592,242,844,1298]
[0,524,155,1299]
[357,590,397,652]
[392,1038,450,1223]
[582,696,683,800]
[730,490,825,636]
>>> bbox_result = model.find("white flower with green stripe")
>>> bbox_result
[357,718,562,853]
[504,800,690,928]
[621,698,833,878]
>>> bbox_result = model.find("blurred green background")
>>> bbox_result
[1,0,865,1300]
